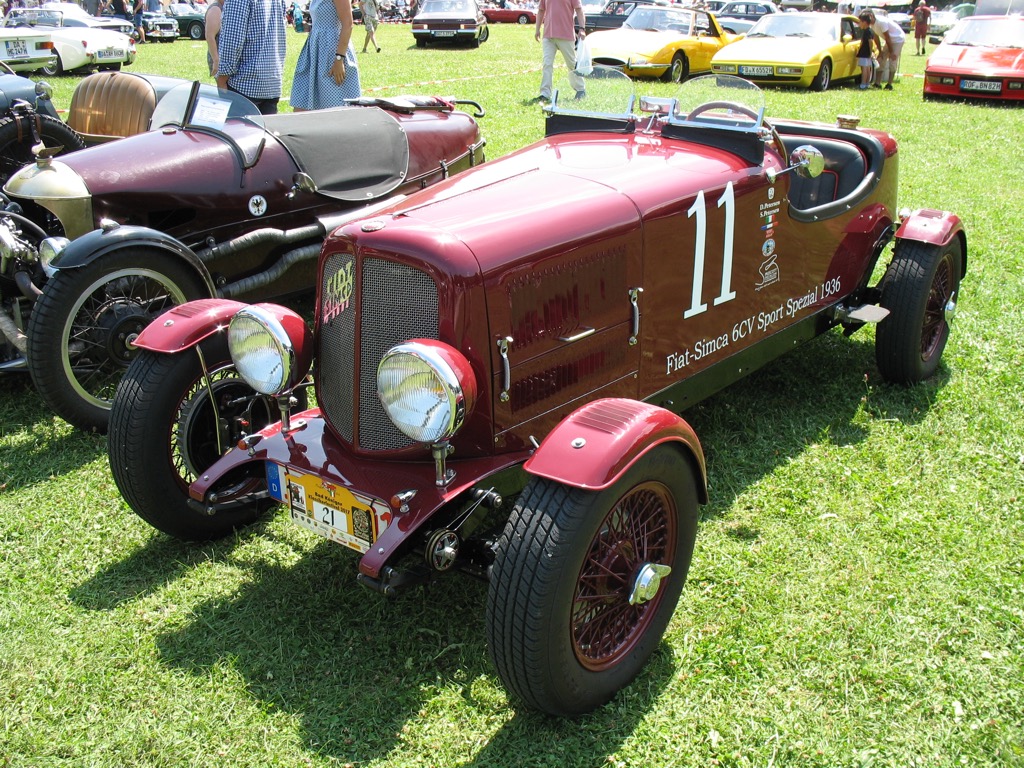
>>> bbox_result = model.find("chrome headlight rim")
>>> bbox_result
[377,340,475,445]
[228,304,298,396]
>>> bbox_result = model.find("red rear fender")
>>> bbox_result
[132,298,248,353]
[524,398,708,501]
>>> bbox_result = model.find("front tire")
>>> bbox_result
[26,248,209,433]
[661,52,688,83]
[875,238,962,384]
[109,335,286,540]
[188,21,204,39]
[487,445,700,716]
[811,58,832,91]
[517,13,530,23]
[0,113,85,186]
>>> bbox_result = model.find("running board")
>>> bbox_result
[833,304,890,324]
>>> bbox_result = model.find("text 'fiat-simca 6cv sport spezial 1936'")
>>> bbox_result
[0,82,485,432]
[108,72,966,716]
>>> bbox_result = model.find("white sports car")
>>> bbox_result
[2,8,136,76]
[0,27,56,73]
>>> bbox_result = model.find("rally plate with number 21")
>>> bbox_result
[266,463,392,553]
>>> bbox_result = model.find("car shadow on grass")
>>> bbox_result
[0,373,107,491]
[66,326,951,762]
[144,536,673,764]
[682,327,951,522]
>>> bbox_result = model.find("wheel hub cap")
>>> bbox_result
[628,562,672,605]
[944,295,957,325]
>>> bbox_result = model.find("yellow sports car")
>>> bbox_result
[711,12,863,91]
[587,5,740,82]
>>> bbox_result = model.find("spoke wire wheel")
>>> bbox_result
[920,251,955,361]
[487,444,699,716]
[572,480,676,671]
[108,336,300,540]
[28,251,207,433]
[65,268,188,405]
[173,361,274,488]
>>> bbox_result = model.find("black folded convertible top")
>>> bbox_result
[262,107,411,203]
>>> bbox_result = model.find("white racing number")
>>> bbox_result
[683,181,737,319]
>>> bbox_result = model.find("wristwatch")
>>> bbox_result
[335,53,345,60]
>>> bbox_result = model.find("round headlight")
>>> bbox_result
[377,341,477,444]
[38,236,69,276]
[228,304,311,396]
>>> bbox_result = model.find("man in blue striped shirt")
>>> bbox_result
[216,0,287,114]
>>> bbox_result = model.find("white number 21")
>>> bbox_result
[683,181,737,319]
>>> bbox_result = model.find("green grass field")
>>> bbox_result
[2,23,1022,767]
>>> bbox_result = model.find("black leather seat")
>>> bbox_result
[787,138,867,211]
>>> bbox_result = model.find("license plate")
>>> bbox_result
[267,464,391,554]
[5,39,28,59]
[960,79,1000,92]
[434,30,456,36]
[97,48,124,59]
[739,65,773,76]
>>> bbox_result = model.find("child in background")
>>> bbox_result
[856,12,878,90]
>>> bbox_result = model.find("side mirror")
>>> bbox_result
[766,144,824,183]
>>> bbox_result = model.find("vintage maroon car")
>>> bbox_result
[108,72,966,715]
[0,82,484,432]
[923,14,1024,100]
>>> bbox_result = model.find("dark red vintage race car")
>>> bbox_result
[108,72,966,716]
[0,81,484,431]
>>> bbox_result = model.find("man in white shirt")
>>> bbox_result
[870,10,905,90]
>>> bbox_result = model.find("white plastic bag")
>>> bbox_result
[575,36,593,77]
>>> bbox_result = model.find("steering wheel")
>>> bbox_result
[686,100,784,157]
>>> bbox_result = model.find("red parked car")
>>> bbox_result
[482,3,535,23]
[923,14,1024,100]
[109,72,966,716]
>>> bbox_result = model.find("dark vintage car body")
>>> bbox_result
[923,15,1024,100]
[108,73,966,717]
[584,0,666,32]
[412,0,490,46]
[0,67,59,119]
[140,10,179,42]
[0,83,485,432]
[166,2,206,39]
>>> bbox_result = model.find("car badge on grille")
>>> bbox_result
[322,260,355,324]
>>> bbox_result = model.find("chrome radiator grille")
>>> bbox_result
[317,253,439,451]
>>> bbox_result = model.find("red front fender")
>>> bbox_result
[524,398,708,502]
[132,298,248,353]
[896,209,968,274]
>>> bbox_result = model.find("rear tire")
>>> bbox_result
[487,445,699,715]
[188,21,205,39]
[875,238,962,384]
[40,54,64,77]
[26,248,208,433]
[108,336,291,540]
